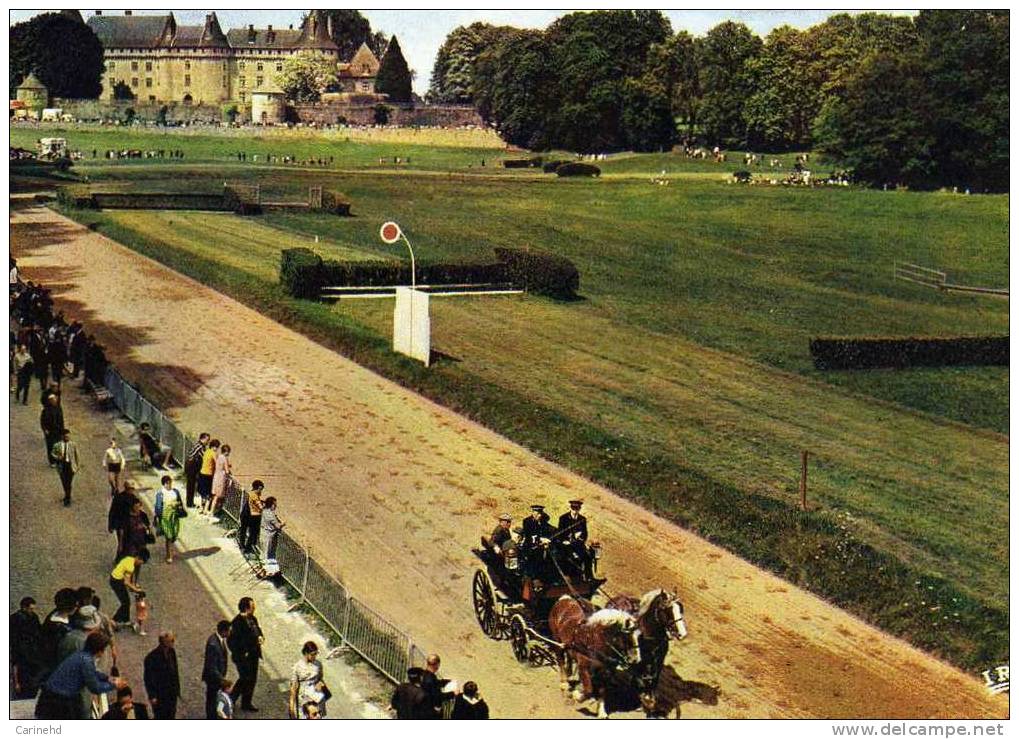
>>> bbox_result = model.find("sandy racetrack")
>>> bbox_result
[11,202,1007,719]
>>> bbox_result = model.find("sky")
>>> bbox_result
[9,8,917,95]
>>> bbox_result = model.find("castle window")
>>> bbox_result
[184,75,191,87]
[145,78,152,88]
[185,61,191,70]
[131,61,138,71]
[145,61,152,71]
[239,77,246,88]
[222,76,227,88]
[131,77,138,87]
[148,95,155,102]
[257,63,263,71]
[107,61,115,71]
[239,92,246,102]
[276,63,282,72]
[256,76,263,87]
[239,62,245,70]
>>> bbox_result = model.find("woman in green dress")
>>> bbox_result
[154,475,186,563]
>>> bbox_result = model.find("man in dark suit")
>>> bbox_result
[143,631,180,719]
[39,393,63,466]
[556,499,592,579]
[391,667,428,719]
[420,653,451,719]
[520,505,556,580]
[228,597,263,712]
[202,620,231,719]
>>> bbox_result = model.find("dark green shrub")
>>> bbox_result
[320,190,352,216]
[810,335,1009,370]
[494,247,579,299]
[542,159,570,173]
[56,185,94,209]
[320,260,508,287]
[280,248,324,299]
[91,193,228,210]
[503,157,544,169]
[733,170,752,183]
[555,162,600,177]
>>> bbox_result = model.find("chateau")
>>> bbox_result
[86,9,380,106]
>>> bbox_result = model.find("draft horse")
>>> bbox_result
[548,597,642,719]
[607,588,688,715]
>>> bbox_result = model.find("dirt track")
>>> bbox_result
[11,201,1008,719]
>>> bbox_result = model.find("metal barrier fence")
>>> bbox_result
[103,366,424,684]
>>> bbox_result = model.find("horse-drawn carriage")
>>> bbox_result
[471,531,689,717]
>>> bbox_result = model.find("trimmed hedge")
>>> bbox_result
[56,185,95,209]
[503,157,544,169]
[494,247,579,299]
[320,259,508,287]
[223,186,262,215]
[280,248,324,299]
[91,192,230,211]
[810,335,1009,370]
[556,162,601,177]
[542,159,570,173]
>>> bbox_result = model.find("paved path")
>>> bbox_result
[8,374,388,719]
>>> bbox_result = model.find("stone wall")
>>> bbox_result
[52,98,227,123]
[290,102,482,128]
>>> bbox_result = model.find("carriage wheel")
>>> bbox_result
[509,614,530,664]
[472,570,500,639]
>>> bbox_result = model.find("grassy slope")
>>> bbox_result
[26,128,1008,670]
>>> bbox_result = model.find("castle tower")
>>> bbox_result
[297,9,338,54]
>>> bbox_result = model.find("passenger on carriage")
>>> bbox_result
[555,500,594,580]
[520,505,557,582]
[481,513,514,553]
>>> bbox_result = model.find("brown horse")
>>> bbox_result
[607,589,687,715]
[548,597,642,719]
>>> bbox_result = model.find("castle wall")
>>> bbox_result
[291,102,482,128]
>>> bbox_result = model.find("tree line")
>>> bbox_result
[428,10,1008,191]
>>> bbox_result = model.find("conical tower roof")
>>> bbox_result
[18,73,47,91]
[198,12,230,48]
[297,9,338,51]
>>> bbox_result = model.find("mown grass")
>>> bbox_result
[30,130,1008,671]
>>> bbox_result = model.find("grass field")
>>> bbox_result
[20,126,1008,670]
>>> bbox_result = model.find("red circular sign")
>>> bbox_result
[380,222,401,243]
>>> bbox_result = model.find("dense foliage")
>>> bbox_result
[315,10,386,60]
[811,336,1009,370]
[278,51,338,103]
[442,10,1008,189]
[375,36,413,103]
[10,12,103,99]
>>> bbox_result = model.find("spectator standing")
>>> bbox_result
[184,433,210,508]
[451,681,489,719]
[215,679,234,719]
[103,437,126,495]
[39,392,63,466]
[47,334,66,390]
[197,439,220,515]
[10,596,41,697]
[260,497,286,570]
[108,484,139,559]
[209,443,232,517]
[35,632,124,719]
[391,667,428,719]
[154,475,186,563]
[143,632,181,719]
[55,605,105,719]
[421,653,451,718]
[109,549,149,626]
[228,597,263,712]
[13,343,33,404]
[29,328,48,394]
[289,641,330,719]
[202,620,231,719]
[119,496,155,563]
[67,322,85,379]
[39,588,78,682]
[51,428,80,507]
[239,480,264,554]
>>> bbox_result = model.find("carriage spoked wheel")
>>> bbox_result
[472,569,500,639]
[508,614,530,664]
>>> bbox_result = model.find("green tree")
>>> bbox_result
[742,26,821,149]
[10,12,103,99]
[546,10,671,78]
[915,10,1008,191]
[813,50,935,188]
[112,81,134,101]
[620,77,677,152]
[646,31,702,133]
[278,51,338,103]
[375,36,413,102]
[698,21,763,147]
[373,104,391,125]
[318,10,371,60]
[473,30,557,150]
[428,23,519,104]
